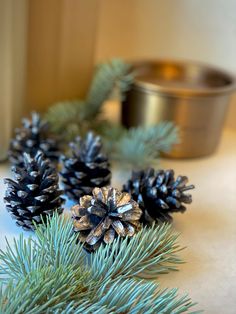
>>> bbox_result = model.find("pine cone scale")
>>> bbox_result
[104,228,115,244]
[112,220,126,237]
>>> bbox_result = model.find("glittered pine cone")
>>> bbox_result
[4,151,64,231]
[8,112,60,167]
[71,187,142,251]
[61,132,111,201]
[123,168,195,224]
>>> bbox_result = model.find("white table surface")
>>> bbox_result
[0,129,236,313]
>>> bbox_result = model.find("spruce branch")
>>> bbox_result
[45,100,86,141]
[85,58,133,118]
[34,214,85,269]
[90,223,183,281]
[0,266,91,314]
[111,122,179,168]
[0,213,200,313]
[91,278,198,314]
[45,59,133,142]
[0,235,44,283]
[0,214,85,283]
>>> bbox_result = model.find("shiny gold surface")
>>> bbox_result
[122,60,236,158]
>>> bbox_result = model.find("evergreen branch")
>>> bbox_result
[90,223,183,281]
[0,235,44,283]
[0,266,91,314]
[92,278,198,314]
[67,302,110,314]
[0,214,85,283]
[111,122,179,168]
[45,59,133,142]
[85,59,133,118]
[45,100,85,141]
[34,214,85,269]
[98,123,127,154]
[0,213,200,313]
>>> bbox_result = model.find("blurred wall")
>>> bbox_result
[26,0,99,112]
[95,0,236,129]
[0,0,28,158]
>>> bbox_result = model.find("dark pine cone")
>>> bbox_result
[123,168,195,223]
[4,151,64,231]
[71,187,142,251]
[8,112,60,167]
[61,132,111,202]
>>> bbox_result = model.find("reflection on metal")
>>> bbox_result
[122,60,236,158]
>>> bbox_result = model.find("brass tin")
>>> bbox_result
[122,60,236,158]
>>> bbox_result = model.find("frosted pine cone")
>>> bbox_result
[71,187,142,251]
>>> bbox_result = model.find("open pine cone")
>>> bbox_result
[71,187,142,251]
[8,112,60,167]
[61,132,111,201]
[4,151,64,230]
[123,168,195,223]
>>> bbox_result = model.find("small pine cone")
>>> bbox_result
[61,132,111,201]
[4,151,64,231]
[123,168,195,223]
[71,187,142,251]
[8,112,60,167]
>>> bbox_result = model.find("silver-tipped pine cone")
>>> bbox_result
[8,112,60,167]
[61,132,111,201]
[4,151,64,231]
[71,187,142,251]
[123,168,195,223]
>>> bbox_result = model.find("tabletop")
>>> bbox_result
[0,129,236,314]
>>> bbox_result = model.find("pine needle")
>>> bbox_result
[0,266,90,314]
[0,213,200,313]
[45,59,132,142]
[92,278,198,314]
[85,58,133,118]
[111,122,179,168]
[34,214,85,269]
[90,223,183,281]
[45,100,85,138]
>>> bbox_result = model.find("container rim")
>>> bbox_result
[129,59,236,97]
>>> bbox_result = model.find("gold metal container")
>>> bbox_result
[122,60,236,158]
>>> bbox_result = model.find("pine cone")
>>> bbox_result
[8,112,60,167]
[123,168,195,223]
[71,187,142,251]
[4,151,64,231]
[61,132,111,201]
